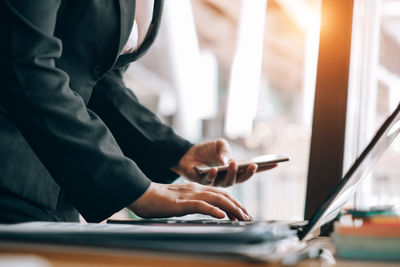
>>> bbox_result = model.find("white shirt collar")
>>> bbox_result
[121,0,154,55]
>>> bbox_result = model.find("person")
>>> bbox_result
[0,0,275,223]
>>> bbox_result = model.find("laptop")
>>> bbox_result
[109,101,400,242]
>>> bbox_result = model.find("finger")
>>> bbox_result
[215,160,237,187]
[236,163,258,184]
[202,167,218,185]
[200,191,249,221]
[205,187,251,219]
[256,163,278,172]
[181,200,226,219]
[216,139,230,164]
[228,214,239,221]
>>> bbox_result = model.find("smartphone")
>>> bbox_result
[194,154,289,175]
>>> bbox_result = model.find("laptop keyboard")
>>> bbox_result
[108,218,255,226]
[107,219,308,230]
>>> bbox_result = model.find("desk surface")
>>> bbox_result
[0,240,399,267]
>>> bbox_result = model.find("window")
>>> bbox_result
[345,0,400,210]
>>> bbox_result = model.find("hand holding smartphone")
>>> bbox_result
[194,154,289,175]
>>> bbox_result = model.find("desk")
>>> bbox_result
[0,240,399,267]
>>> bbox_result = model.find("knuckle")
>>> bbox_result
[214,193,224,202]
[188,182,199,191]
[216,138,227,146]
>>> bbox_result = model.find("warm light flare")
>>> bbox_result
[275,0,321,32]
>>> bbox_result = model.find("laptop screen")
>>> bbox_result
[300,102,400,240]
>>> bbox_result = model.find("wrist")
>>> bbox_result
[128,182,156,213]
[170,147,194,176]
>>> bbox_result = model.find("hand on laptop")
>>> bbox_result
[129,139,277,221]
[128,182,252,221]
[171,138,277,187]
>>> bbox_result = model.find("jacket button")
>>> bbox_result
[91,65,103,78]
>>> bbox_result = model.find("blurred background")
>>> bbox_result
[119,0,400,221]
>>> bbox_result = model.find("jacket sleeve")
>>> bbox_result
[88,68,193,184]
[0,0,152,222]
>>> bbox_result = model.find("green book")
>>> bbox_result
[332,233,400,261]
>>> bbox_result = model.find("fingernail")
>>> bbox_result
[221,155,228,164]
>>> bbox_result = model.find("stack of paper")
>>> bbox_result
[332,215,400,261]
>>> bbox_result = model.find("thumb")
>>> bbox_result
[216,139,230,165]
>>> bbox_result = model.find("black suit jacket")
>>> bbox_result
[0,0,192,222]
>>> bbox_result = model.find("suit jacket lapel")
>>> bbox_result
[114,0,164,68]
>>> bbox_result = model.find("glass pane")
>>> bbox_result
[346,0,400,210]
